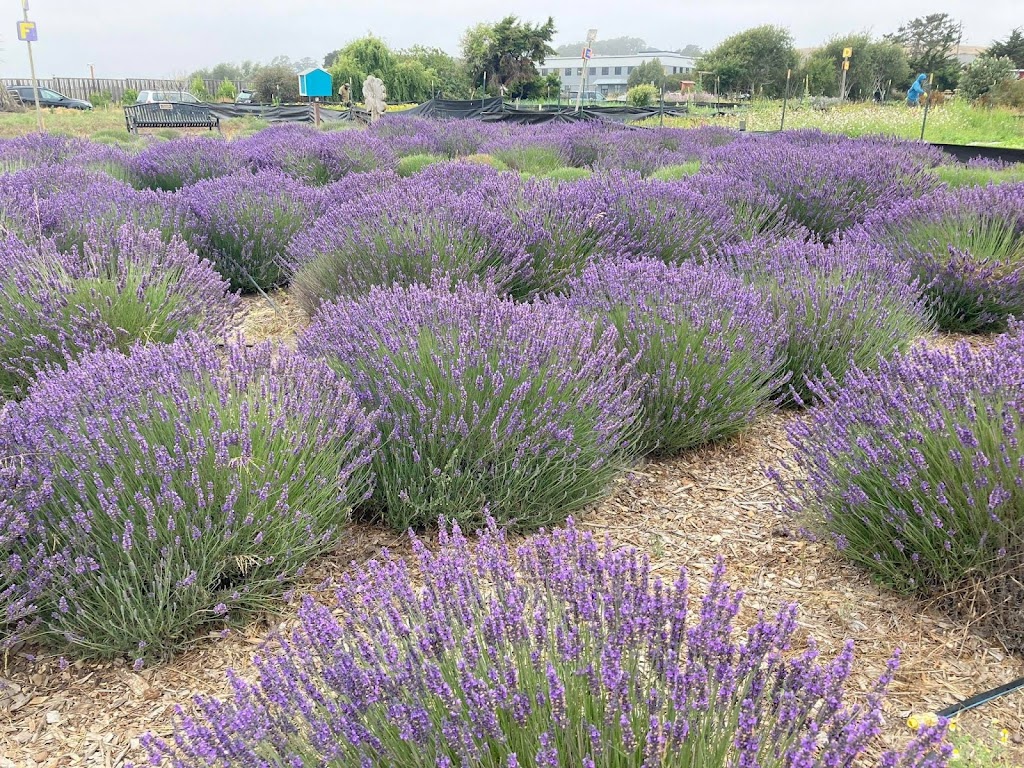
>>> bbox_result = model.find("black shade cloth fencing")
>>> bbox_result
[188,101,1022,165]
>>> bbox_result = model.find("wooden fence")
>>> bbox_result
[2,77,254,103]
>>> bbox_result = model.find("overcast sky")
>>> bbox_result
[1,0,1018,79]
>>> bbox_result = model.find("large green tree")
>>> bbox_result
[959,55,1016,101]
[461,15,557,97]
[252,65,301,103]
[627,59,667,89]
[987,28,1024,68]
[697,25,799,97]
[399,46,472,99]
[340,36,395,83]
[884,13,962,89]
[802,34,909,99]
[328,54,367,101]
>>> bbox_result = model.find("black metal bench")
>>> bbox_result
[124,102,220,134]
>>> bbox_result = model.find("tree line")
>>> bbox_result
[188,15,1024,105]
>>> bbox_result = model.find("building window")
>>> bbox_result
[614,66,622,75]
[601,67,609,75]
[627,66,635,74]
[565,68,572,76]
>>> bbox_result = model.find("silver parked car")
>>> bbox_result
[135,90,202,104]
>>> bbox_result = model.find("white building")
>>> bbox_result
[539,51,697,97]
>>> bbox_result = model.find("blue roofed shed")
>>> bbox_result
[298,67,333,98]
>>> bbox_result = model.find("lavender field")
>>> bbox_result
[1,119,1023,767]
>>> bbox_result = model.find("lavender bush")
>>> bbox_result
[36,179,181,255]
[856,183,1024,332]
[775,327,1024,595]
[722,238,932,404]
[127,137,240,191]
[0,226,238,401]
[180,170,325,292]
[534,173,743,268]
[563,258,787,454]
[0,336,377,658]
[0,133,92,172]
[702,135,938,241]
[299,283,640,530]
[234,124,397,185]
[288,178,532,314]
[142,521,949,768]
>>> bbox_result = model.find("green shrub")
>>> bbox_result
[190,76,209,101]
[627,84,659,107]
[542,166,592,182]
[121,89,139,106]
[395,153,446,176]
[88,90,113,109]
[650,161,701,181]
[490,145,566,175]
[217,79,237,102]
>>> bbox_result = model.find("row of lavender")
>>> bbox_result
[0,122,1021,766]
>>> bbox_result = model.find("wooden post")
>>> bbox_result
[313,100,321,128]
[780,68,792,130]
[920,73,933,141]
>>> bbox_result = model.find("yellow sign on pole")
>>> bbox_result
[17,20,37,42]
[842,60,850,71]
[842,47,853,58]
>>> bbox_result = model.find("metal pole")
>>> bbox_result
[575,60,587,113]
[780,68,791,131]
[23,1,43,131]
[660,83,665,126]
[482,72,486,108]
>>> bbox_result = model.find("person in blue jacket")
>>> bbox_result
[907,74,927,106]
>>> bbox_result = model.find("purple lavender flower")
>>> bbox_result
[127,136,240,191]
[718,237,932,404]
[288,174,533,313]
[776,323,1024,596]
[0,225,238,400]
[0,334,378,657]
[179,170,326,292]
[561,258,788,454]
[142,521,948,767]
[298,282,640,530]
[233,124,397,185]
[0,133,92,172]
[518,172,743,273]
[854,182,1024,332]
[701,133,939,241]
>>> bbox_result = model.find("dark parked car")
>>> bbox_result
[135,90,202,104]
[235,89,257,104]
[7,85,92,110]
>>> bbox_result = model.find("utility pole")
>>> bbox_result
[19,0,43,130]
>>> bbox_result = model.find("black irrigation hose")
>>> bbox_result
[935,675,1024,720]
